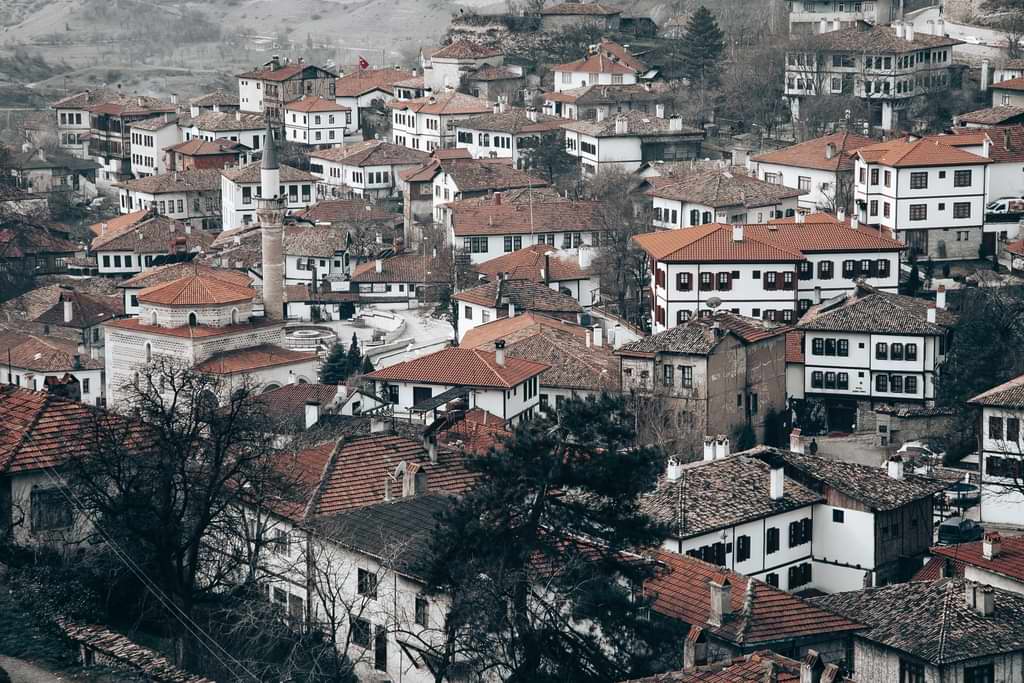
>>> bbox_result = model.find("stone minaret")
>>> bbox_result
[257,121,285,321]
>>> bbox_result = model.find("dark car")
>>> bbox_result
[938,517,985,545]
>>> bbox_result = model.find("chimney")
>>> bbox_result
[936,285,947,310]
[800,651,824,683]
[732,225,744,242]
[715,434,730,459]
[887,455,905,480]
[905,21,915,41]
[304,401,321,430]
[977,586,995,617]
[769,458,785,500]
[586,329,592,347]
[937,17,946,35]
[669,116,683,132]
[375,258,383,273]
[271,54,281,70]
[72,354,82,370]
[613,323,623,349]
[592,325,603,347]
[508,301,516,317]
[814,286,822,303]
[790,427,805,454]
[494,191,502,205]
[542,253,550,283]
[63,298,74,324]
[288,372,298,385]
[927,303,937,324]
[819,18,828,33]
[707,577,732,627]
[578,246,592,269]
[190,104,200,118]
[422,433,438,464]
[495,339,506,367]
[832,18,841,31]
[837,208,846,223]
[851,216,859,230]
[795,212,805,224]
[655,103,666,119]
[666,456,683,482]
[170,93,178,105]
[614,116,628,135]
[703,436,716,461]
[825,142,836,160]
[895,21,904,38]
[981,60,991,91]
[526,108,538,122]
[99,222,108,235]
[983,531,1002,560]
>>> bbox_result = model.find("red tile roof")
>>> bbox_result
[449,194,597,236]
[237,62,334,82]
[913,555,966,582]
[164,138,249,156]
[472,244,592,282]
[967,372,1024,408]
[350,253,449,284]
[387,91,492,116]
[634,221,902,263]
[0,386,133,474]
[193,344,317,374]
[285,95,349,113]
[0,331,104,372]
[307,434,477,515]
[437,409,511,454]
[994,76,1024,92]
[366,346,548,388]
[460,312,589,349]
[454,278,582,314]
[752,132,874,173]
[308,139,429,167]
[856,137,991,167]
[1009,239,1024,257]
[90,209,148,237]
[541,2,622,15]
[118,263,251,290]
[647,550,863,646]
[298,198,401,225]
[138,273,256,306]
[334,68,416,97]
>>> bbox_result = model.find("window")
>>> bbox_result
[990,416,1005,440]
[953,202,971,219]
[663,364,674,386]
[735,535,751,562]
[680,366,693,388]
[352,618,371,648]
[954,169,972,187]
[905,343,917,361]
[788,562,812,589]
[910,172,928,189]
[876,342,888,359]
[798,261,813,280]
[716,272,731,291]
[843,259,857,278]
[272,528,290,555]
[905,376,918,394]
[765,573,779,587]
[782,272,795,290]
[357,568,378,598]
[812,338,824,356]
[838,372,849,390]
[700,272,713,291]
[374,626,388,671]
[838,339,849,356]
[1008,417,1021,442]
[891,342,904,361]
[463,305,473,320]
[890,375,903,393]
[876,374,888,392]
[818,261,833,279]
[825,371,836,389]
[677,272,692,291]
[811,371,823,388]
[464,236,487,253]
[242,186,252,205]
[833,509,845,523]
[766,527,780,554]
[764,272,778,290]
[82,378,90,394]
[870,199,878,216]
[415,595,429,626]
[899,659,925,683]
[30,488,73,531]
[884,170,892,186]
[870,168,879,185]
[877,259,891,277]
[798,176,811,191]
[503,236,521,252]
[883,201,891,218]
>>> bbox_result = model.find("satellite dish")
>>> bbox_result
[706,297,722,309]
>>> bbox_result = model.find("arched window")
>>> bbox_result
[261,383,281,394]
[230,308,239,325]
[145,342,152,363]
[188,312,198,327]
[150,311,158,326]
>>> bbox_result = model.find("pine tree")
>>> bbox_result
[345,333,362,371]
[423,394,682,682]
[319,342,351,384]
[679,6,725,88]
[360,355,374,374]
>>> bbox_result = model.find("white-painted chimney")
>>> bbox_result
[887,455,905,480]
[422,433,438,464]
[819,18,828,34]
[703,436,716,461]
[614,116,628,135]
[800,651,825,683]
[832,18,841,31]
[715,434,730,459]
[586,330,592,347]
[495,339,506,367]
[895,21,904,39]
[669,116,683,131]
[732,225,744,242]
[937,18,945,36]
[769,461,785,500]
[927,18,935,35]
[983,531,1002,560]
[905,21,915,41]
[927,303,937,324]
[981,60,991,91]
[508,301,516,317]
[578,246,593,269]
[707,577,732,626]
[592,326,603,347]
[666,456,683,482]
[814,286,822,304]
[63,298,73,324]
[795,212,805,224]
[790,428,805,454]
[375,259,383,273]
[304,401,321,430]
[825,142,836,160]
[851,216,859,230]
[655,103,665,119]
[837,208,846,223]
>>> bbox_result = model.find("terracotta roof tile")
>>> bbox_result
[856,137,991,167]
[165,138,249,156]
[0,332,104,372]
[104,316,280,339]
[85,95,175,117]
[500,328,618,391]
[648,551,863,646]
[237,62,335,82]
[449,194,594,236]
[298,199,401,225]
[954,105,1024,126]
[913,555,966,582]
[467,65,523,81]
[752,132,874,172]
[118,263,250,290]
[90,209,149,237]
[51,88,120,110]
[563,110,703,137]
[439,158,547,193]
[804,24,961,53]
[334,68,416,97]
[112,168,223,194]
[189,90,239,107]
[460,312,588,349]
[188,110,266,132]
[138,273,256,306]
[33,289,120,329]
[931,535,1024,584]
[797,282,954,335]
[454,278,582,314]
[91,214,214,254]
[386,91,492,116]
[366,346,547,389]
[309,140,429,166]
[618,313,787,356]
[221,161,317,184]
[350,253,449,284]
[623,651,830,682]
[969,372,1024,408]
[193,344,316,374]
[285,95,349,113]
[994,76,1024,92]
[282,225,349,257]
[129,114,179,131]
[472,244,592,282]
[785,330,804,363]
[248,383,341,431]
[644,169,803,208]
[544,82,672,105]
[455,109,566,135]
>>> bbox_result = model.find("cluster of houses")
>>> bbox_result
[4,3,1024,682]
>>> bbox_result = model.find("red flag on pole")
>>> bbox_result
[358,56,369,70]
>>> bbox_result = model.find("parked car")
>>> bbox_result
[938,516,985,545]
[985,197,1024,215]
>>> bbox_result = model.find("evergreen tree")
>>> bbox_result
[345,333,362,372]
[679,6,725,88]
[319,342,351,384]
[360,355,375,374]
[423,394,682,682]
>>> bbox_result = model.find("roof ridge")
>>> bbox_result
[473,347,510,387]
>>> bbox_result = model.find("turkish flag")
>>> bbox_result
[358,56,369,70]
